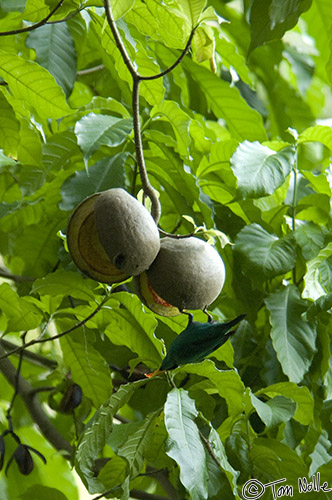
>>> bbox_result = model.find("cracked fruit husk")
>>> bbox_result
[67,188,160,283]
[136,236,225,316]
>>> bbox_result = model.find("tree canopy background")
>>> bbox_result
[1,0,332,499]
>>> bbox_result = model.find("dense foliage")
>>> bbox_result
[1,1,332,499]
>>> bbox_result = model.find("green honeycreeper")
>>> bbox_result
[147,314,245,376]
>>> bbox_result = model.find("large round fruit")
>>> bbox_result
[67,188,160,283]
[136,236,225,316]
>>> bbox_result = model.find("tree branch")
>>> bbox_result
[0,0,64,36]
[0,343,72,457]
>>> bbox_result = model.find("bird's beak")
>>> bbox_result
[145,368,163,378]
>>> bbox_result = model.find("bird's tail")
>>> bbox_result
[223,313,246,329]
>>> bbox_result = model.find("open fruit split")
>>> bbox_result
[67,188,160,284]
[135,237,225,316]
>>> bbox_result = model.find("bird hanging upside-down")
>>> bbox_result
[146,313,246,377]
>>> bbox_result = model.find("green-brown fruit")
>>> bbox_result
[94,188,160,276]
[136,236,225,316]
[67,188,160,283]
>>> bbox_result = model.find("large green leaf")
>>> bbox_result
[151,100,191,157]
[234,223,296,279]
[60,153,127,211]
[42,131,81,173]
[0,92,20,156]
[74,113,133,158]
[298,125,332,151]
[250,394,296,428]
[303,242,332,300]
[112,0,135,20]
[60,333,112,408]
[32,270,99,302]
[176,0,207,26]
[20,486,68,500]
[75,379,146,493]
[265,286,317,383]
[0,282,43,332]
[231,142,295,198]
[164,388,208,500]
[126,0,190,48]
[183,58,267,142]
[90,293,163,368]
[0,51,72,119]
[178,360,245,416]
[256,382,314,425]
[249,0,312,54]
[26,23,76,98]
[118,412,157,478]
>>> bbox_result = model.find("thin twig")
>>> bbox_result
[103,0,196,226]
[77,64,105,76]
[132,78,161,223]
[103,0,137,78]
[199,430,223,469]
[0,343,72,456]
[0,0,64,36]
[0,339,57,368]
[0,298,107,361]
[139,28,196,81]
[0,267,34,282]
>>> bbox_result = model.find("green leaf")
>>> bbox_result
[60,153,127,211]
[42,131,81,173]
[309,430,332,476]
[176,0,207,26]
[31,270,99,302]
[0,51,72,119]
[231,142,295,198]
[206,424,239,496]
[75,379,146,492]
[294,221,326,261]
[74,113,133,158]
[112,0,135,20]
[183,58,267,142]
[20,486,68,500]
[164,388,208,500]
[257,382,314,425]
[26,23,76,98]
[60,334,112,408]
[303,242,332,300]
[96,293,163,368]
[250,394,296,428]
[126,0,190,48]
[298,125,332,150]
[151,100,191,157]
[0,91,20,156]
[234,224,296,279]
[249,0,312,54]
[304,292,332,320]
[250,438,307,486]
[0,282,43,332]
[265,286,317,383]
[178,360,245,416]
[118,413,157,478]
[97,456,127,491]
